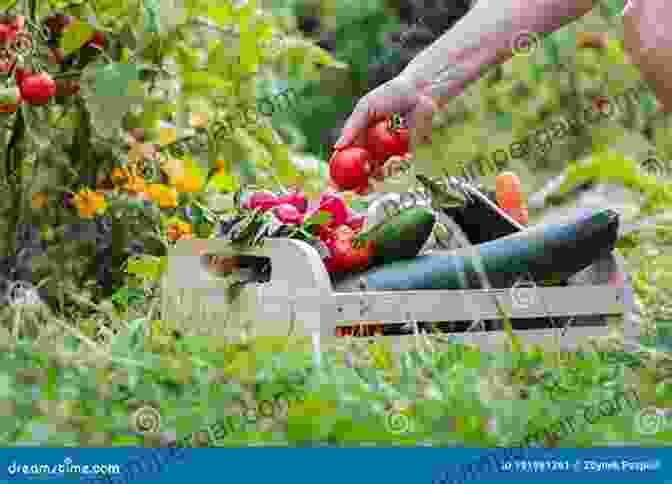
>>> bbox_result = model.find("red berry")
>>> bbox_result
[20,73,56,106]
[365,119,409,165]
[272,203,303,225]
[329,147,372,191]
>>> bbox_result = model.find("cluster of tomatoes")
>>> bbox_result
[0,13,108,112]
[243,190,373,274]
[329,116,410,193]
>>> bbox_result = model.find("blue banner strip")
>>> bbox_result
[0,448,667,484]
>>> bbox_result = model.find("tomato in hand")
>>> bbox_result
[365,118,409,165]
[329,147,372,191]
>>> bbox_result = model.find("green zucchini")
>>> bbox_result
[359,207,436,265]
[335,208,619,292]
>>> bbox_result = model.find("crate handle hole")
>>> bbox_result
[200,254,272,283]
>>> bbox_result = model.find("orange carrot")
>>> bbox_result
[496,171,528,225]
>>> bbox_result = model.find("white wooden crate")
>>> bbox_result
[161,234,638,352]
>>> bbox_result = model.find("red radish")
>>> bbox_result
[272,203,303,225]
[365,118,409,165]
[244,191,279,211]
[318,192,348,227]
[329,147,372,191]
[277,190,308,213]
[346,214,366,232]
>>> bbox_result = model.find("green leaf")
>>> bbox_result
[303,210,333,227]
[209,171,239,193]
[61,19,95,56]
[126,255,165,281]
[0,0,17,11]
[182,71,233,96]
[207,4,234,26]
[237,0,260,75]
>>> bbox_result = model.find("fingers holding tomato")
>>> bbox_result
[329,115,412,193]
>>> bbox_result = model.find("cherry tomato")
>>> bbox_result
[0,24,17,44]
[329,147,372,191]
[20,73,56,106]
[365,118,409,165]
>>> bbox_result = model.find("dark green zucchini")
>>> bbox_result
[335,208,619,292]
[359,207,436,265]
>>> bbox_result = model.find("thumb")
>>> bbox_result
[334,104,370,150]
[406,95,438,148]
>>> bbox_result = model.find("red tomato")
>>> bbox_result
[323,233,374,274]
[15,67,31,85]
[329,147,372,191]
[365,118,409,165]
[0,24,17,44]
[20,73,56,106]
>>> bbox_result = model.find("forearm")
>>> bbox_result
[401,0,596,106]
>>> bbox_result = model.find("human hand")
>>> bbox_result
[333,74,438,152]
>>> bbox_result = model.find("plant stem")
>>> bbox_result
[5,109,26,260]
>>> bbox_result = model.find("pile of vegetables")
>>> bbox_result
[219,184,438,278]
